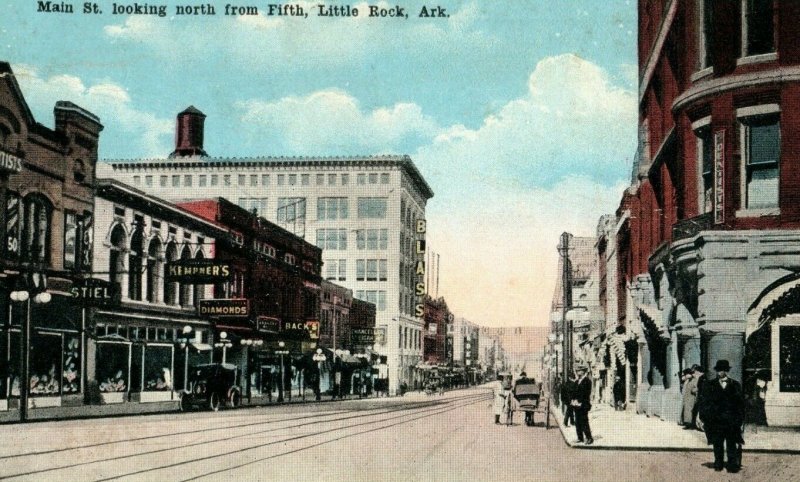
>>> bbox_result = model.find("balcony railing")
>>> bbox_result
[672,212,714,241]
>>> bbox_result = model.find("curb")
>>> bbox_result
[552,399,800,454]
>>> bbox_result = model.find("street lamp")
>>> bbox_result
[313,348,326,401]
[178,325,193,392]
[11,276,51,423]
[276,341,289,403]
[214,331,232,364]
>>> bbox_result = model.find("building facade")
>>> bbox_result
[626,0,800,425]
[98,107,434,394]
[0,62,103,418]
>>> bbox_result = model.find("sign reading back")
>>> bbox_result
[165,259,232,284]
[198,299,249,318]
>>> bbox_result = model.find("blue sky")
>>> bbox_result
[3,0,638,327]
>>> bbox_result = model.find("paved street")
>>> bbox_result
[0,386,796,481]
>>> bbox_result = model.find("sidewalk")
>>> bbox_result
[555,400,800,453]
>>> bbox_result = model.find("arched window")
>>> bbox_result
[109,225,126,290]
[146,237,162,303]
[178,244,192,307]
[193,249,205,308]
[128,227,144,301]
[21,194,52,266]
[73,159,87,184]
[164,242,178,306]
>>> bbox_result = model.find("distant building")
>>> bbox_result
[99,107,434,395]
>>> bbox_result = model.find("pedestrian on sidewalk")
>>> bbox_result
[698,359,745,473]
[681,368,699,429]
[691,364,706,430]
[613,374,625,411]
[492,374,511,424]
[570,365,593,445]
[561,374,576,427]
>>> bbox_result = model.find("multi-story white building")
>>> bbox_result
[97,107,434,394]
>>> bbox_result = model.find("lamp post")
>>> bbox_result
[178,325,193,392]
[214,331,232,364]
[276,341,288,403]
[557,232,573,378]
[11,276,51,423]
[313,348,326,401]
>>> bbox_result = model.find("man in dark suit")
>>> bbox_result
[570,365,593,444]
[699,359,745,473]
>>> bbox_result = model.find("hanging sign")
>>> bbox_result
[714,130,725,224]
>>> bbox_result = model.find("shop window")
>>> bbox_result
[96,342,130,393]
[144,344,173,391]
[29,332,62,396]
[741,112,780,209]
[742,0,775,57]
[779,325,800,392]
[62,336,80,394]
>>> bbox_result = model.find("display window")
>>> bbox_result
[96,341,130,393]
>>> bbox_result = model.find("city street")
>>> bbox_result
[0,387,795,482]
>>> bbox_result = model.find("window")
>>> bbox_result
[250,174,258,186]
[184,175,192,187]
[742,0,775,57]
[380,173,390,184]
[133,176,141,186]
[277,197,306,223]
[145,176,153,187]
[328,174,336,185]
[261,174,269,186]
[368,173,378,184]
[693,118,713,213]
[211,175,218,186]
[357,229,387,250]
[146,238,162,303]
[224,175,231,186]
[341,174,349,185]
[172,175,180,187]
[301,174,310,186]
[237,174,244,186]
[355,290,386,311]
[289,174,297,185]
[199,175,207,187]
[357,174,366,185]
[741,111,780,209]
[316,174,324,185]
[160,176,167,187]
[316,229,347,250]
[20,194,52,265]
[356,259,387,281]
[325,259,347,281]
[358,197,388,218]
[317,197,348,220]
[129,227,144,301]
[278,174,285,186]
[697,0,714,71]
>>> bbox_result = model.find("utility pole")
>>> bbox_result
[558,232,573,378]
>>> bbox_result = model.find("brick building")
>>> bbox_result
[622,1,800,425]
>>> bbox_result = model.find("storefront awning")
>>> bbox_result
[191,342,213,351]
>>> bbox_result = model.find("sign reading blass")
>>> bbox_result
[165,259,232,283]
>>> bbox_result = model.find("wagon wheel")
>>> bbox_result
[227,389,241,409]
[209,392,221,412]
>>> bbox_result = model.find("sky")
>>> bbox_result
[2,0,638,328]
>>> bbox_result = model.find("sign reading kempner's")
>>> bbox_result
[165,259,232,283]
[198,299,249,318]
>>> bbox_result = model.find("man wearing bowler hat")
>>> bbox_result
[699,359,745,473]
[570,365,593,445]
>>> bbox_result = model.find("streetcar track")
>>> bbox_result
[181,394,492,482]
[0,393,481,461]
[113,395,492,482]
[0,393,489,481]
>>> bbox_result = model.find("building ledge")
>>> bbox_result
[735,208,780,218]
[690,67,713,83]
[736,52,778,67]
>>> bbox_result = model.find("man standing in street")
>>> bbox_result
[699,359,745,473]
[571,365,593,445]
[560,375,576,427]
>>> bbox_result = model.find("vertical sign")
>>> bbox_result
[713,130,725,224]
[5,192,19,259]
[81,212,94,272]
[64,211,77,269]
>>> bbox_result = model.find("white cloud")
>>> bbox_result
[12,64,172,157]
[236,89,441,153]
